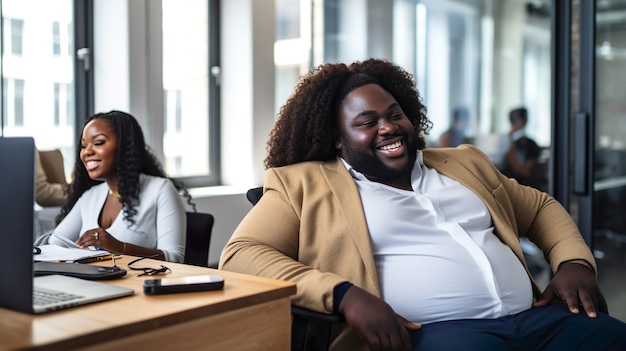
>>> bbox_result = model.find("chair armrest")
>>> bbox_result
[291,305,344,351]
[291,305,344,323]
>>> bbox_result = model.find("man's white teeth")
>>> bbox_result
[379,141,401,150]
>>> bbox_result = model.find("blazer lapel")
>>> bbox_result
[321,158,381,296]
[422,149,525,264]
[422,149,502,219]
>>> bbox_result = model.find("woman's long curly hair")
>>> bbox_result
[265,58,432,168]
[56,110,192,226]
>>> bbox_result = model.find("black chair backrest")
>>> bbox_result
[184,212,214,267]
[246,187,263,206]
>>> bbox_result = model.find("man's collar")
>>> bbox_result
[339,150,424,183]
[339,157,364,180]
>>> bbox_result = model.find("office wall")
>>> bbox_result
[185,188,253,267]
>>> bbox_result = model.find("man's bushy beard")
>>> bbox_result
[342,138,417,182]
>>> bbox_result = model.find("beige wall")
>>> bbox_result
[186,189,253,267]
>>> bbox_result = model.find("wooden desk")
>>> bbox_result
[0,257,296,351]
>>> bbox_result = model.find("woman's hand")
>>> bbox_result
[76,228,123,253]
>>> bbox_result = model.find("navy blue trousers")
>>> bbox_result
[409,304,626,350]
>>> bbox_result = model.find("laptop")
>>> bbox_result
[0,137,134,314]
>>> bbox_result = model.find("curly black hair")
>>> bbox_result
[265,58,432,168]
[56,110,192,226]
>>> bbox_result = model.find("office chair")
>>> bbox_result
[184,211,214,267]
[246,187,344,351]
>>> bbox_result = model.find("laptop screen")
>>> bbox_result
[0,137,36,313]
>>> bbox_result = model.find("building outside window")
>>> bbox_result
[2,78,26,127]
[164,89,183,134]
[13,79,25,126]
[1,0,76,180]
[53,82,72,127]
[9,18,24,56]
[52,21,61,56]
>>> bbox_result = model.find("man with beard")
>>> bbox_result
[219,59,626,351]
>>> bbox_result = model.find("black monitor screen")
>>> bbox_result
[0,136,36,312]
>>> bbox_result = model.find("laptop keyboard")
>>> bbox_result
[34,287,83,306]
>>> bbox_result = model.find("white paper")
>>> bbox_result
[34,245,111,262]
[52,233,101,251]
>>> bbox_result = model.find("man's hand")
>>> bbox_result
[533,262,608,317]
[338,286,421,351]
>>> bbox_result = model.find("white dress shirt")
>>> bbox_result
[342,151,532,324]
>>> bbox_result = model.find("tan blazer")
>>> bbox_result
[220,144,595,350]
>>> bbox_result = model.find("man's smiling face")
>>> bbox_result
[335,83,417,187]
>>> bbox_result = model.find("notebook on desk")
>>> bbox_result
[0,137,134,314]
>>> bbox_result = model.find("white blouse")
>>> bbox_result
[49,174,186,262]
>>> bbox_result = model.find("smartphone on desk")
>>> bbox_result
[143,275,224,295]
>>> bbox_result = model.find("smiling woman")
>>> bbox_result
[46,111,189,263]
[81,118,118,183]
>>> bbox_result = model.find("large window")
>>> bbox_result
[162,0,211,180]
[1,0,77,181]
[2,0,219,187]
[161,0,219,186]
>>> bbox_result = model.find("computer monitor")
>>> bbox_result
[0,136,36,312]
